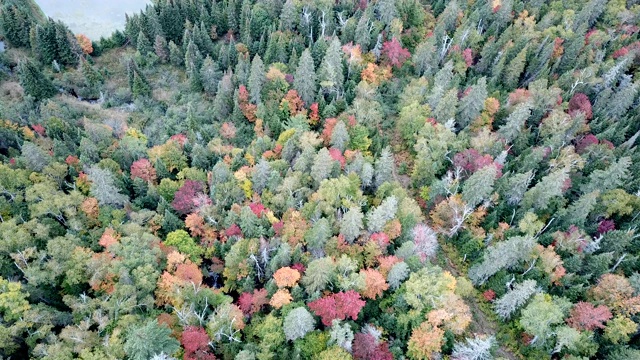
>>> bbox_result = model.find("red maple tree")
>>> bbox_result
[181,326,216,360]
[171,180,205,215]
[308,290,366,326]
[353,332,394,360]
[567,302,612,331]
[381,37,411,68]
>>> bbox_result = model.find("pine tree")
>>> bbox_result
[124,320,180,360]
[462,164,498,208]
[293,49,317,105]
[137,31,153,57]
[311,148,336,185]
[457,77,488,129]
[279,0,298,31]
[468,236,536,285]
[374,147,395,188]
[494,280,539,320]
[318,38,344,97]
[504,46,528,90]
[54,21,80,66]
[366,196,398,233]
[340,207,364,243]
[498,102,533,143]
[185,40,203,91]
[18,60,57,101]
[168,40,183,67]
[248,55,265,103]
[330,121,350,152]
[154,35,169,62]
[581,157,631,194]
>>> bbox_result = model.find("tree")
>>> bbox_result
[154,35,169,62]
[294,49,317,105]
[412,224,438,262]
[137,30,153,57]
[185,40,203,91]
[407,321,444,360]
[311,148,337,185]
[181,326,215,360]
[86,166,128,207]
[329,320,354,353]
[494,280,539,320]
[387,262,410,290]
[374,147,395,188]
[366,196,398,233]
[330,121,350,153]
[567,302,612,331]
[165,230,203,263]
[302,257,335,294]
[341,207,364,243]
[76,33,93,54]
[171,180,206,216]
[457,77,488,129]
[248,55,265,103]
[468,236,536,285]
[18,60,57,101]
[451,335,495,360]
[283,307,315,341]
[353,331,394,360]
[581,157,631,194]
[405,266,457,312]
[124,320,180,360]
[273,267,301,288]
[519,294,571,348]
[318,38,344,96]
[461,163,498,208]
[308,291,366,326]
[381,37,410,68]
[604,315,637,344]
[131,158,157,183]
[360,269,388,300]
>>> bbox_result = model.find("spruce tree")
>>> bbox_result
[136,31,153,57]
[318,38,344,98]
[248,55,265,103]
[185,40,204,91]
[18,60,57,101]
[293,49,317,105]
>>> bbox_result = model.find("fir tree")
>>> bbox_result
[293,49,317,106]
[374,147,395,188]
[18,60,57,101]
[185,40,204,91]
[248,55,265,103]
[318,38,344,98]
[168,40,183,67]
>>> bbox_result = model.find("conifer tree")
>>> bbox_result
[248,55,265,103]
[168,40,183,67]
[318,38,344,97]
[374,147,395,188]
[293,49,317,105]
[154,35,169,62]
[185,40,203,91]
[311,148,336,185]
[18,60,57,101]
[137,31,153,57]
[341,207,364,243]
[124,320,180,360]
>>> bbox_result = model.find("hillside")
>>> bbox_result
[1,1,640,359]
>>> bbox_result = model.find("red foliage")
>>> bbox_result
[597,220,615,234]
[281,89,306,116]
[309,103,320,125]
[171,180,205,215]
[321,118,338,145]
[308,290,366,326]
[353,332,394,360]
[575,134,599,154]
[370,232,390,248]
[170,134,188,147]
[130,158,157,183]
[31,124,46,136]
[249,202,266,216]
[329,147,346,168]
[483,289,496,302]
[507,88,532,106]
[567,302,612,331]
[181,326,216,360]
[381,37,411,68]
[272,221,284,236]
[225,224,243,238]
[220,122,237,139]
[462,48,474,67]
[291,262,306,273]
[238,85,258,122]
[453,149,500,177]
[238,292,253,315]
[613,47,629,59]
[568,93,593,120]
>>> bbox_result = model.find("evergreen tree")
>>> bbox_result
[318,38,344,98]
[374,147,395,188]
[137,31,153,57]
[168,40,183,66]
[124,320,180,360]
[154,35,169,62]
[341,207,364,243]
[330,121,350,152]
[293,49,317,106]
[200,56,222,96]
[185,40,204,91]
[248,55,265,103]
[457,77,488,129]
[18,60,57,101]
[311,148,336,185]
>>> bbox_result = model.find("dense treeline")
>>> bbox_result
[1,0,640,359]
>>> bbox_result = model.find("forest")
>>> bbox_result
[1,0,640,359]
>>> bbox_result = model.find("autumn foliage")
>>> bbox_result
[308,290,366,326]
[567,302,613,331]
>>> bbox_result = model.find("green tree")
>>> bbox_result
[341,207,364,243]
[318,38,344,98]
[248,54,265,103]
[283,307,316,341]
[17,60,57,101]
[293,49,317,105]
[165,230,203,263]
[124,320,180,360]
